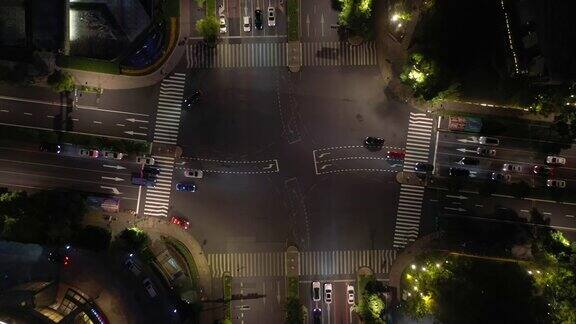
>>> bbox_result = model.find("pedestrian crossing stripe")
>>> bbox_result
[186,41,378,69]
[153,73,185,145]
[207,249,397,278]
[402,112,434,171]
[143,156,175,218]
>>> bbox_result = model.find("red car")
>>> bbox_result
[386,150,405,160]
[170,216,190,230]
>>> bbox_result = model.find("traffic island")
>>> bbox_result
[222,272,232,323]
[287,0,301,72]
[285,246,304,324]
[356,266,389,323]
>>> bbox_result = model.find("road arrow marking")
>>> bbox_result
[444,207,466,212]
[262,163,275,170]
[103,164,126,170]
[318,152,330,159]
[124,131,147,136]
[101,186,122,195]
[457,148,477,153]
[102,176,124,182]
[457,137,479,144]
[446,195,468,200]
[126,118,149,123]
[306,15,310,37]
[320,163,332,170]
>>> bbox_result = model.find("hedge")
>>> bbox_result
[57,56,120,74]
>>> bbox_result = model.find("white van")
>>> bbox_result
[243,16,251,32]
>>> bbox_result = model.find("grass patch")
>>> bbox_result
[223,273,232,320]
[0,124,149,155]
[287,0,299,41]
[287,276,299,299]
[57,56,120,75]
[163,237,200,290]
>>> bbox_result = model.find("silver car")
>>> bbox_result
[502,163,522,172]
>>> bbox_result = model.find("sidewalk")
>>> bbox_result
[65,0,192,90]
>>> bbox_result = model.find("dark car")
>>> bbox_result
[386,150,405,160]
[457,157,480,166]
[143,166,161,176]
[39,142,62,154]
[176,182,197,192]
[476,147,496,157]
[533,165,553,177]
[449,167,470,177]
[414,162,434,173]
[313,307,322,324]
[364,136,385,150]
[491,172,511,183]
[183,90,202,108]
[255,9,263,30]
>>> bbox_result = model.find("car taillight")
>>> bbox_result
[64,256,70,266]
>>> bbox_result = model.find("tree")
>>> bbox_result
[75,225,111,251]
[196,17,219,43]
[338,0,375,38]
[285,297,303,324]
[117,228,151,252]
[47,70,75,93]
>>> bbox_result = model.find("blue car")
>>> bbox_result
[176,182,196,192]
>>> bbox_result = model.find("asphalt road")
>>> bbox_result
[0,84,158,141]
[0,140,143,210]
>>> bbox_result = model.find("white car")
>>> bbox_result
[478,136,499,146]
[546,179,566,188]
[103,151,124,160]
[219,15,227,34]
[347,284,355,305]
[142,278,157,298]
[80,148,99,158]
[546,156,566,166]
[502,163,522,173]
[312,281,321,301]
[243,16,251,32]
[136,156,155,165]
[267,6,275,27]
[324,283,332,304]
[184,169,204,178]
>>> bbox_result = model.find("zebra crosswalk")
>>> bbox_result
[154,73,185,145]
[186,41,378,69]
[301,41,377,66]
[143,156,175,217]
[207,249,397,278]
[393,112,435,248]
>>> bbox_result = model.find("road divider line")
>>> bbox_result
[0,170,134,189]
[0,157,130,175]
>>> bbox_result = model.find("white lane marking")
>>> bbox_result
[93,121,102,124]
[23,112,32,116]
[136,185,142,214]
[126,118,149,123]
[139,126,148,130]
[124,131,147,136]
[475,204,483,207]
[72,118,79,121]
[47,115,55,118]
[103,164,126,170]
[0,109,9,112]
[543,212,552,215]
[520,209,530,213]
[566,215,574,218]
[101,176,124,182]
[101,186,122,195]
[116,123,125,127]
[0,94,150,117]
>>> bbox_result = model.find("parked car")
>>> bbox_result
[502,163,522,172]
[449,167,470,177]
[347,284,355,305]
[103,151,124,160]
[312,281,321,301]
[131,172,156,188]
[184,169,204,178]
[142,278,157,298]
[546,179,566,188]
[219,15,227,33]
[324,283,332,304]
[243,16,251,32]
[176,182,196,192]
[478,136,499,146]
[364,136,385,150]
[80,148,99,158]
[39,142,62,154]
[386,150,405,160]
[170,216,190,230]
[267,6,275,27]
[457,157,480,166]
[136,156,155,165]
[546,156,566,166]
[255,9,263,30]
[476,147,496,157]
[183,90,202,108]
[491,172,511,183]
[533,165,553,177]
[414,162,434,173]
[125,258,141,276]
[312,308,322,324]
